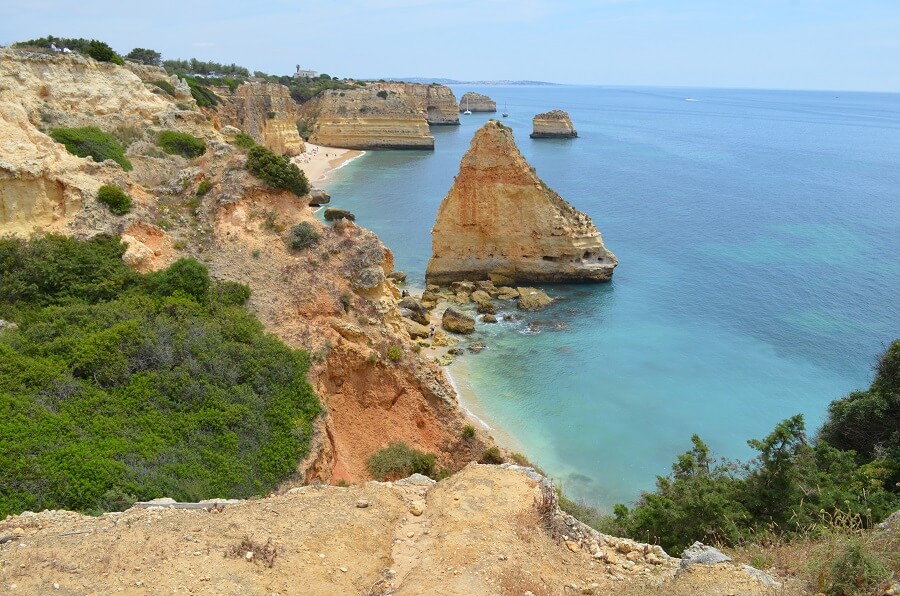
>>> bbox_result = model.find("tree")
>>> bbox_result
[126,48,161,66]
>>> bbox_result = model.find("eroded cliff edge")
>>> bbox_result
[217,81,306,156]
[427,120,617,284]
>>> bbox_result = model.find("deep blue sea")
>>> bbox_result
[320,85,900,508]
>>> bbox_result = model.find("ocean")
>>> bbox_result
[319,85,900,508]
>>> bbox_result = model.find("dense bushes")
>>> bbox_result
[14,36,123,65]
[49,127,132,171]
[86,40,123,64]
[367,442,436,481]
[0,235,320,517]
[157,130,207,158]
[96,184,132,215]
[246,145,310,196]
[184,77,220,108]
[612,342,900,553]
[125,48,161,66]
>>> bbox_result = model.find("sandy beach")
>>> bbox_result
[292,142,363,185]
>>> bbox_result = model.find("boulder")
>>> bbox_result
[496,286,520,300]
[468,341,486,353]
[442,307,475,334]
[481,314,498,323]
[450,280,476,293]
[308,187,331,206]
[426,120,615,284]
[398,297,429,324]
[324,208,356,222]
[431,330,458,347]
[517,287,553,311]
[679,542,731,570]
[403,318,431,339]
[387,270,407,283]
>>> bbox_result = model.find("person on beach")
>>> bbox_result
[429,325,435,337]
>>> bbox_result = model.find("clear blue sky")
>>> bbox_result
[3,0,899,91]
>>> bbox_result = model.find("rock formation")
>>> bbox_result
[459,92,496,112]
[217,82,305,156]
[531,109,577,138]
[370,82,460,125]
[299,88,435,149]
[426,120,617,284]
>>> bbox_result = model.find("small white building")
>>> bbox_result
[294,66,318,79]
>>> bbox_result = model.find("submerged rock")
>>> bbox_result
[517,287,553,311]
[530,109,577,138]
[426,120,616,284]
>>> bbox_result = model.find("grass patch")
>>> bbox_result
[49,126,132,171]
[367,442,436,481]
[232,132,256,149]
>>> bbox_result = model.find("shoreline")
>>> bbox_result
[292,142,364,185]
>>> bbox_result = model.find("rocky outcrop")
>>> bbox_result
[459,92,496,112]
[218,82,305,156]
[370,82,460,125]
[531,109,577,138]
[125,62,192,101]
[426,120,617,284]
[299,88,435,149]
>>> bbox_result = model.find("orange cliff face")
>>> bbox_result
[426,120,617,285]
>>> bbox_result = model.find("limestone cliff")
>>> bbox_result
[369,82,460,125]
[427,120,616,284]
[217,82,305,156]
[299,88,435,149]
[531,109,577,138]
[459,91,496,112]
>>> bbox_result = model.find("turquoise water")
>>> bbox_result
[321,86,900,508]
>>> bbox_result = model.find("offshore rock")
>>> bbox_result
[426,120,616,284]
[531,109,577,138]
[459,92,496,113]
[308,187,331,206]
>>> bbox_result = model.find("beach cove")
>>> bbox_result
[317,84,900,508]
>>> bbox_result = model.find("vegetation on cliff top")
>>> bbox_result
[0,235,321,517]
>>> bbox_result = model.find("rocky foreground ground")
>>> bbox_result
[1,465,801,595]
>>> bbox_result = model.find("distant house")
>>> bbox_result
[294,65,317,79]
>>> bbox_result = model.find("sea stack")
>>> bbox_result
[459,92,497,113]
[426,120,616,284]
[530,110,577,138]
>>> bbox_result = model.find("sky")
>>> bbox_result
[3,0,899,92]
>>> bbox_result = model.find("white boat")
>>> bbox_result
[463,96,472,115]
[502,103,508,118]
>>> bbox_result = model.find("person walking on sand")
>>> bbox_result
[429,324,435,337]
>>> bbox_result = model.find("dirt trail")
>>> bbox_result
[0,465,804,595]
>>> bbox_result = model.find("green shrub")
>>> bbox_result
[151,80,175,95]
[462,424,476,440]
[367,442,436,480]
[387,345,403,362]
[49,126,132,171]
[196,179,212,196]
[157,130,206,158]
[96,184,132,215]
[480,446,504,464]
[287,223,320,251]
[210,280,251,306]
[810,539,890,596]
[0,238,321,517]
[376,90,388,99]
[85,39,121,64]
[246,145,310,196]
[145,258,210,302]
[125,48,161,66]
[233,132,256,149]
[185,78,220,108]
